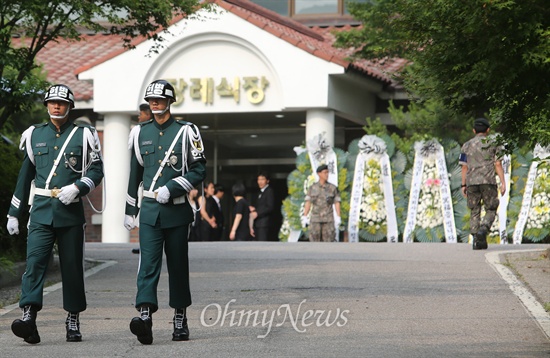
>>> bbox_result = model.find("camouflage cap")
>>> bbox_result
[316,164,328,173]
[474,118,490,128]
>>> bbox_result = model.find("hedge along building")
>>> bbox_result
[32,0,407,243]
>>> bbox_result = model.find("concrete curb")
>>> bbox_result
[486,249,550,340]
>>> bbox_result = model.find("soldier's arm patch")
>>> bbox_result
[458,152,467,165]
[187,124,206,162]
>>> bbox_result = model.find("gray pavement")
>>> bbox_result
[1,242,549,357]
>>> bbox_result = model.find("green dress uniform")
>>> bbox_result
[126,117,206,313]
[8,120,104,313]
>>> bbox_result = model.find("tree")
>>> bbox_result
[335,0,550,149]
[387,98,473,145]
[0,0,211,129]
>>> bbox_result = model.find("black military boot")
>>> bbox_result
[472,232,482,250]
[130,306,153,345]
[11,305,41,344]
[66,312,82,342]
[172,308,189,341]
[474,227,489,250]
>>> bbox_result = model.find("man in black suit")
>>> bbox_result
[202,184,224,241]
[251,172,275,241]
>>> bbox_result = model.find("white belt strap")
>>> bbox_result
[34,187,79,202]
[143,190,156,199]
[148,125,187,192]
[45,126,79,189]
[136,125,188,208]
[142,190,185,205]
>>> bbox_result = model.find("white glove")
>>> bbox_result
[334,215,341,229]
[58,184,80,205]
[7,216,19,235]
[124,215,136,231]
[155,186,170,204]
[301,215,310,228]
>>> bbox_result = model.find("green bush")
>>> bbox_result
[0,140,27,266]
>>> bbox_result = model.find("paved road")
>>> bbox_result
[1,242,549,357]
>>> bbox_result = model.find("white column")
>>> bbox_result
[101,113,132,243]
[305,109,335,146]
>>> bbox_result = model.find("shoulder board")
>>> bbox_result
[74,123,97,132]
[176,119,191,126]
[139,119,154,127]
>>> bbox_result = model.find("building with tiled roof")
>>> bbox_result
[17,0,410,243]
[14,0,406,105]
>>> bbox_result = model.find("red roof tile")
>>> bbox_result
[11,0,406,102]
[12,34,130,102]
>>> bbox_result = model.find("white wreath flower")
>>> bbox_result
[415,160,444,229]
[303,174,316,195]
[527,192,550,229]
[526,164,550,230]
[359,159,387,233]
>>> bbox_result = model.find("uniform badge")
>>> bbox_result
[193,140,203,152]
[169,155,178,166]
[69,157,78,166]
[90,152,99,162]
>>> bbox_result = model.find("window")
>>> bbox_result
[295,0,338,15]
[249,0,368,19]
[250,0,289,16]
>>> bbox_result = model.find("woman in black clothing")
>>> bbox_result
[229,183,253,241]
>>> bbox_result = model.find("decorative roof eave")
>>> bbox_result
[347,63,393,85]
[218,0,324,41]
[216,0,394,86]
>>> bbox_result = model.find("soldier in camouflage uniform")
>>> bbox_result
[124,80,206,345]
[459,118,506,250]
[6,84,104,344]
[302,164,341,242]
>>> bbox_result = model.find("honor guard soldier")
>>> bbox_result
[6,84,104,344]
[125,79,207,344]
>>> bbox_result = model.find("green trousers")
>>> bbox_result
[20,222,86,312]
[136,221,191,312]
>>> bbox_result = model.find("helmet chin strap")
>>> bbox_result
[151,104,171,116]
[48,106,70,119]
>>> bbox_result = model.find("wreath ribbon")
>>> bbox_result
[498,155,512,244]
[404,140,456,243]
[348,150,397,243]
[513,145,550,244]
